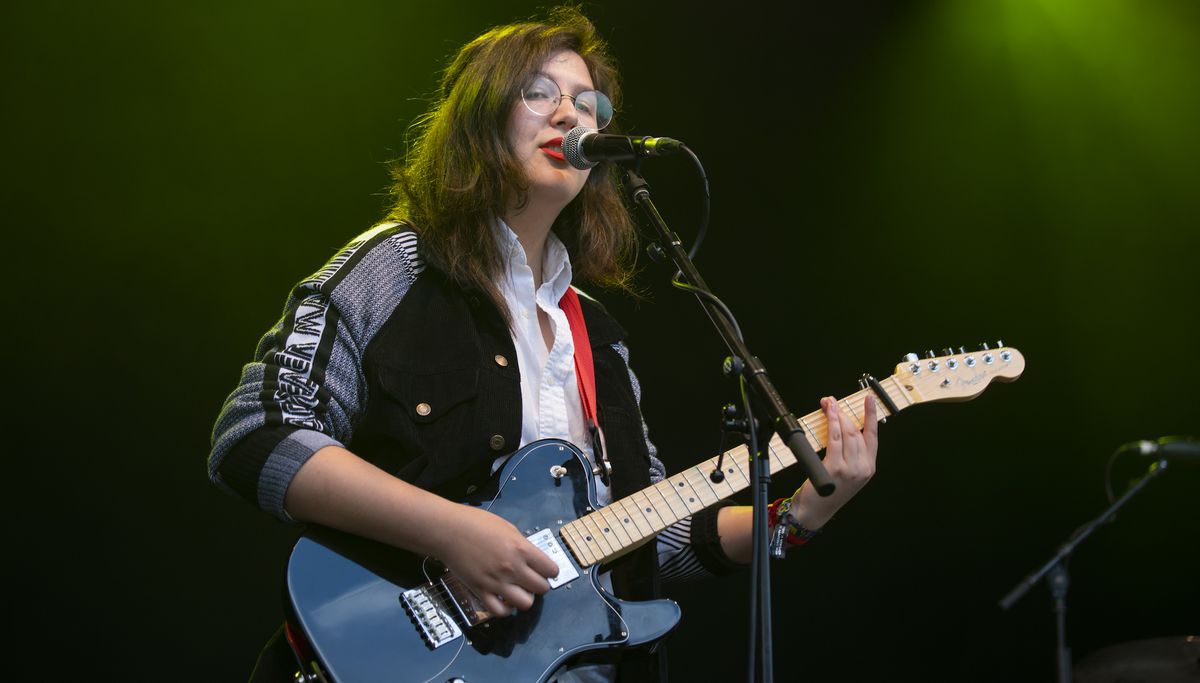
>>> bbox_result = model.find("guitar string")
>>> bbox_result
[562,359,1007,565]
[528,384,905,567]
[560,383,909,563]
[417,379,914,618]
[406,358,1011,630]
[465,351,1017,578]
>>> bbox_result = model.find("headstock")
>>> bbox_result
[891,342,1025,404]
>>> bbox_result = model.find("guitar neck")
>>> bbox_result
[558,376,915,568]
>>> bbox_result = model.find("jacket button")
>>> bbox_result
[415,402,432,417]
[489,434,506,451]
[494,354,509,367]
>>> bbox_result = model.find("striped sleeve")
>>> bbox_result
[207,224,423,520]
[613,342,743,581]
[656,505,742,582]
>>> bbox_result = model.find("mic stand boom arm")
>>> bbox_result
[623,166,835,683]
[622,167,835,496]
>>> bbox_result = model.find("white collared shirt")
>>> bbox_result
[492,220,611,506]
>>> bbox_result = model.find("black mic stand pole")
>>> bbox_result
[622,166,836,683]
[999,458,1171,683]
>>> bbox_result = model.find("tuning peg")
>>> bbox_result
[979,342,990,351]
[958,346,966,354]
[995,339,1005,348]
[942,348,954,357]
[903,352,919,362]
[925,350,936,358]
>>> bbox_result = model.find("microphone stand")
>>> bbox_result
[621,165,836,683]
[998,458,1171,683]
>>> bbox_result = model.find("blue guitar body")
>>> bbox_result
[286,439,681,683]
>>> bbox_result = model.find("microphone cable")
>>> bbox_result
[655,143,743,342]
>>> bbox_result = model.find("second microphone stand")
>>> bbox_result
[999,458,1172,683]
[622,165,836,683]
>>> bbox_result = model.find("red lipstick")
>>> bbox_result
[540,137,565,161]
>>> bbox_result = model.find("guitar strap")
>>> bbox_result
[559,287,611,485]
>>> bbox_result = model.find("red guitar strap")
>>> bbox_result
[559,287,611,483]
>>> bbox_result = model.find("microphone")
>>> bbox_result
[1119,437,1200,460]
[562,127,685,170]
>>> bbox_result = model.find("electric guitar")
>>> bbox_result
[285,346,1026,682]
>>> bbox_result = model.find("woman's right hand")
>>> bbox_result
[434,505,561,618]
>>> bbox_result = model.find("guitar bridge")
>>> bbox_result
[400,584,463,649]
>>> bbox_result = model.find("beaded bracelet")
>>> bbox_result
[767,497,820,558]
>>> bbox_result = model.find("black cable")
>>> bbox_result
[1104,445,1122,505]
[666,147,741,350]
[681,144,710,261]
[670,280,744,343]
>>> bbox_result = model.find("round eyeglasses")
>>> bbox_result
[521,74,613,131]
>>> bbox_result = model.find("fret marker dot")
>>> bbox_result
[645,507,652,513]
[603,528,609,533]
[623,518,630,523]
[585,536,592,541]
[689,497,695,503]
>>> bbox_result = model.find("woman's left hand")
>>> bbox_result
[786,395,879,531]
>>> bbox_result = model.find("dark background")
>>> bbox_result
[6,1,1197,680]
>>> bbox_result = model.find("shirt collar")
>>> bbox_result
[493,219,574,303]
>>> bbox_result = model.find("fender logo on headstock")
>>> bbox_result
[948,372,989,387]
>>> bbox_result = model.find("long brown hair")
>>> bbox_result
[386,6,637,319]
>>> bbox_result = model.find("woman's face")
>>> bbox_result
[507,50,595,214]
